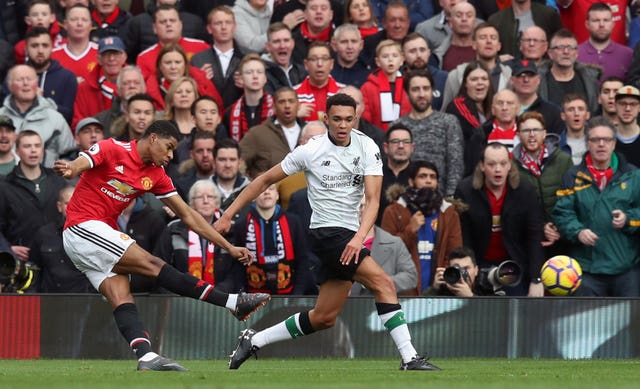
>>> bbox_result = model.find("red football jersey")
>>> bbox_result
[65,138,177,230]
[136,37,209,80]
[52,42,99,83]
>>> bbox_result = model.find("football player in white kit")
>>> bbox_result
[215,93,440,371]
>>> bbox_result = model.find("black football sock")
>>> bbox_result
[156,263,228,307]
[113,303,152,359]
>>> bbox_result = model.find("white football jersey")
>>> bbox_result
[281,129,383,231]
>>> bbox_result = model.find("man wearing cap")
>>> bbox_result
[0,115,17,176]
[510,59,565,135]
[614,85,640,167]
[72,36,127,131]
[61,117,105,161]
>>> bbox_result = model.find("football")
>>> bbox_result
[540,255,583,296]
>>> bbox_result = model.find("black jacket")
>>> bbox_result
[454,169,545,283]
[0,165,66,247]
[190,43,245,108]
[264,60,307,94]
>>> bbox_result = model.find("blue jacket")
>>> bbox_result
[371,1,433,31]
[35,59,77,124]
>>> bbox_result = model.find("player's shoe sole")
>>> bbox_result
[399,355,441,371]
[229,328,259,369]
[137,355,188,371]
[231,291,271,321]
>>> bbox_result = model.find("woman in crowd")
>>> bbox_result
[154,179,245,292]
[344,0,379,38]
[163,76,199,137]
[146,43,222,111]
[446,61,494,174]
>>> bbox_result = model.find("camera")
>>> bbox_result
[476,260,522,295]
[443,264,471,285]
[0,248,36,293]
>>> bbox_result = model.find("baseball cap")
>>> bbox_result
[75,117,104,134]
[615,85,640,101]
[98,36,126,54]
[0,114,15,130]
[512,59,538,76]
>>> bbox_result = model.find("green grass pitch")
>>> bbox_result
[1,359,639,388]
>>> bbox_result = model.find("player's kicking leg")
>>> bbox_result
[116,243,270,321]
[100,274,188,371]
[229,279,352,369]
[354,256,440,371]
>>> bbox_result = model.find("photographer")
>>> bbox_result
[428,247,490,296]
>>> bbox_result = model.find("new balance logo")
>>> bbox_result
[321,160,331,166]
[115,165,124,174]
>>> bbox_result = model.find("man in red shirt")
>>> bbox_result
[72,36,128,130]
[454,142,545,297]
[53,120,270,371]
[136,4,209,81]
[52,4,98,83]
[295,42,343,122]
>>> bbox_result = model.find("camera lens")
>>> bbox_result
[443,265,462,285]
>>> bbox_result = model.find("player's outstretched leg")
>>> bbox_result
[356,258,440,371]
[228,310,317,369]
[113,302,188,371]
[155,263,270,321]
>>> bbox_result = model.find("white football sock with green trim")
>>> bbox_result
[379,309,417,363]
[252,313,305,349]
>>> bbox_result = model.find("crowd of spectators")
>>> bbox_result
[2,0,640,298]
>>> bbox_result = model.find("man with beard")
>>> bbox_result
[577,2,632,81]
[24,26,77,124]
[392,69,463,196]
[381,160,462,295]
[401,33,448,111]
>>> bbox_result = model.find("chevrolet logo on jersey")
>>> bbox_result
[107,179,137,196]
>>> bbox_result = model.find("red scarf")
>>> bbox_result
[187,229,215,284]
[98,69,117,107]
[586,153,613,191]
[229,93,274,141]
[520,144,546,178]
[92,7,121,28]
[377,70,404,128]
[358,25,379,39]
[453,96,480,128]
[244,210,295,294]
[300,21,332,43]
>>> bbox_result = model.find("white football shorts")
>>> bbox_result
[63,220,136,290]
